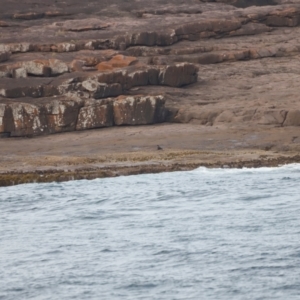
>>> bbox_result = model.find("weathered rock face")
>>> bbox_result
[76,100,113,130]
[0,95,166,136]
[113,95,165,125]
[6,97,84,137]
[1,0,300,137]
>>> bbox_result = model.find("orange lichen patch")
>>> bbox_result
[75,50,117,68]
[96,62,114,71]
[109,55,138,67]
[96,55,138,71]
[76,56,99,67]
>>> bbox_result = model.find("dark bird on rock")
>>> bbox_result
[157,145,163,150]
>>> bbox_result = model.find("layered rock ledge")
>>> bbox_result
[2,0,300,137]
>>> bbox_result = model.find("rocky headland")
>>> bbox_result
[1,0,300,186]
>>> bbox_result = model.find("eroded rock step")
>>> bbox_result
[0,62,197,137]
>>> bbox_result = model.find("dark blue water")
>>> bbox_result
[1,165,300,300]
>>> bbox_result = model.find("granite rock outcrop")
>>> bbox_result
[1,0,300,137]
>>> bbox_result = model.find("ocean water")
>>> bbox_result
[1,165,300,300]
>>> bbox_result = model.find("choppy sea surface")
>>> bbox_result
[1,164,300,300]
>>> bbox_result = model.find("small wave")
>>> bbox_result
[4,287,24,292]
[122,283,157,290]
[274,284,300,291]
[100,248,116,253]
[193,163,300,174]
[153,250,174,255]
[44,250,63,255]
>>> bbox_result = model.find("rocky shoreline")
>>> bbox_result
[1,153,300,187]
[2,0,300,186]
[1,123,300,186]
